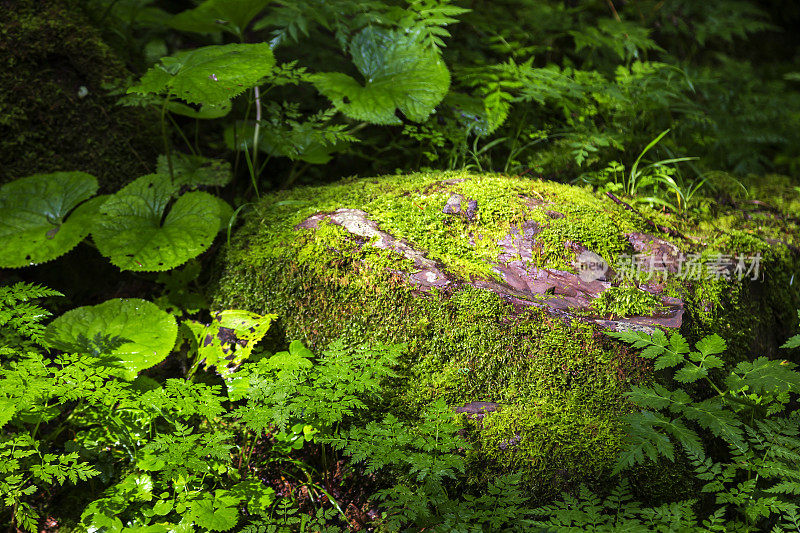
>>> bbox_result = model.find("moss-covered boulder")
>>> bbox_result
[213,171,800,494]
[0,0,160,189]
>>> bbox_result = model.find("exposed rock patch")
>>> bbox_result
[296,208,451,290]
[456,401,501,419]
[296,200,684,332]
[442,193,479,221]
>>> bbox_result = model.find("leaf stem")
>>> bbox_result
[252,86,262,180]
[161,97,174,184]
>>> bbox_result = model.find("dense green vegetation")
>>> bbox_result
[1,0,799,531]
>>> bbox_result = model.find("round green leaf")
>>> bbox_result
[45,299,177,381]
[128,43,275,105]
[92,174,225,271]
[310,27,450,125]
[0,171,99,267]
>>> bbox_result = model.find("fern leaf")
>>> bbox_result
[696,334,727,357]
[683,398,745,451]
[726,357,800,395]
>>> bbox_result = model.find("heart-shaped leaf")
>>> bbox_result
[92,174,228,271]
[45,299,177,380]
[0,172,101,268]
[128,43,275,105]
[310,27,450,125]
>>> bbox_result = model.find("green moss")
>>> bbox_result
[212,170,800,498]
[214,256,634,497]
[230,171,652,281]
[0,0,160,189]
[592,285,664,318]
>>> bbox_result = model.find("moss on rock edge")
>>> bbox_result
[212,171,800,497]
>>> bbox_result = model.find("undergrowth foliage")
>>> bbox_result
[529,326,800,532]
[1,0,799,530]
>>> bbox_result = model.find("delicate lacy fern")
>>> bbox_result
[238,500,343,532]
[233,339,401,435]
[608,328,800,471]
[0,302,117,531]
[402,0,470,51]
[531,480,700,532]
[0,282,62,348]
[601,324,800,530]
[328,399,465,486]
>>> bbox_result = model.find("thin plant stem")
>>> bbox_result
[252,86,262,180]
[160,96,174,183]
[243,146,259,199]
[167,114,198,156]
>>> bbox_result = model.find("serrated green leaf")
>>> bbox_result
[642,343,666,359]
[190,496,239,531]
[0,172,99,268]
[627,384,672,409]
[157,152,233,188]
[606,329,653,348]
[663,418,704,458]
[674,363,708,383]
[45,299,177,380]
[726,357,800,395]
[683,398,745,450]
[763,481,800,495]
[169,0,271,36]
[696,334,727,357]
[669,332,690,354]
[613,411,674,474]
[129,43,275,105]
[0,399,17,429]
[310,27,450,125]
[92,174,225,271]
[782,334,800,350]
[654,350,684,370]
[265,340,314,374]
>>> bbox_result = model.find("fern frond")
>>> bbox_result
[0,282,62,347]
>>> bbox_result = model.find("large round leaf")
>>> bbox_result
[0,172,99,267]
[128,43,275,105]
[310,27,450,125]
[45,299,177,381]
[92,174,226,271]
